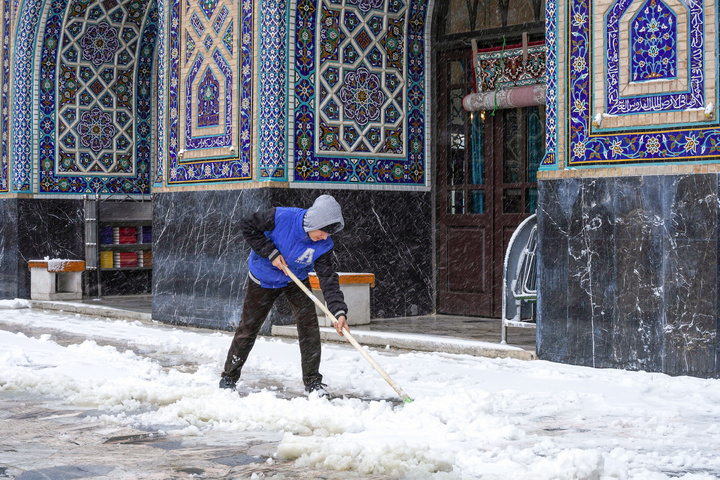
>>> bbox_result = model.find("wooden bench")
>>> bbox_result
[28,259,85,301]
[308,272,375,326]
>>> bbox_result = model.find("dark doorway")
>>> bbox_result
[433,2,545,317]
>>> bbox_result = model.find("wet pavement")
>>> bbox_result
[1,296,537,479]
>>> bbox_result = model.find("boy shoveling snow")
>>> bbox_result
[220,195,349,397]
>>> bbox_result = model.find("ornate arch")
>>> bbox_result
[0,0,9,192]
[11,0,159,194]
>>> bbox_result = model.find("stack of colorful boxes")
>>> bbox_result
[98,224,152,269]
[100,226,114,268]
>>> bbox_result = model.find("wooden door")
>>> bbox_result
[436,52,544,317]
[436,51,494,316]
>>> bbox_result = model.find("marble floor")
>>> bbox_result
[80,295,537,351]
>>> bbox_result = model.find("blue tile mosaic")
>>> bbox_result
[10,0,158,194]
[166,0,253,184]
[630,0,677,82]
[154,0,165,187]
[1,0,10,192]
[566,0,720,165]
[293,0,429,185]
[184,50,232,148]
[197,68,220,127]
[258,0,289,180]
[11,0,45,192]
[40,0,157,194]
[605,0,703,115]
[541,0,558,168]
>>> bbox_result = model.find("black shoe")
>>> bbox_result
[304,380,329,398]
[219,375,236,390]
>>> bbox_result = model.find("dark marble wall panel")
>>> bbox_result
[569,178,617,368]
[566,230,596,366]
[662,174,718,376]
[0,198,85,299]
[536,238,569,359]
[153,190,253,330]
[318,191,433,318]
[153,188,433,333]
[663,239,717,375]
[16,199,85,298]
[537,180,576,360]
[613,176,665,371]
[665,175,718,241]
[100,270,152,296]
[717,174,720,378]
[538,174,720,378]
[537,177,580,240]
[0,198,19,299]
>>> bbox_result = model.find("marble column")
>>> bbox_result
[537,174,720,377]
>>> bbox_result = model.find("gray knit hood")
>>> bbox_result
[303,195,344,233]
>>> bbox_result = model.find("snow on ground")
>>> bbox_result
[1,300,719,479]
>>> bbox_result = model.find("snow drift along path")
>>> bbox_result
[1,300,719,480]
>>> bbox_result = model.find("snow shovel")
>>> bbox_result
[285,269,413,404]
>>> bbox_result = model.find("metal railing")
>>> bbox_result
[501,214,537,344]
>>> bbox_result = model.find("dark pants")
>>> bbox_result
[222,278,322,387]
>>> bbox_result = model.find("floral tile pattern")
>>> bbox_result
[154,0,166,186]
[630,0,677,82]
[12,0,53,191]
[0,0,9,192]
[566,0,719,165]
[10,0,158,194]
[604,0,703,116]
[257,0,288,179]
[541,0,557,168]
[44,0,157,193]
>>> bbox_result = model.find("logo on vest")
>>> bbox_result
[296,248,315,265]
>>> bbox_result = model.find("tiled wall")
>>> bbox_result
[537,0,720,377]
[164,0,253,185]
[161,0,433,189]
[3,0,435,192]
[11,0,160,194]
[0,0,9,194]
[288,0,431,186]
[541,0,719,170]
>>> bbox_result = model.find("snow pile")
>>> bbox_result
[46,258,72,272]
[1,307,720,479]
[0,298,30,309]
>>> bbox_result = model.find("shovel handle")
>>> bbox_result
[285,269,412,403]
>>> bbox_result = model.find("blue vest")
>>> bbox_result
[248,207,334,288]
